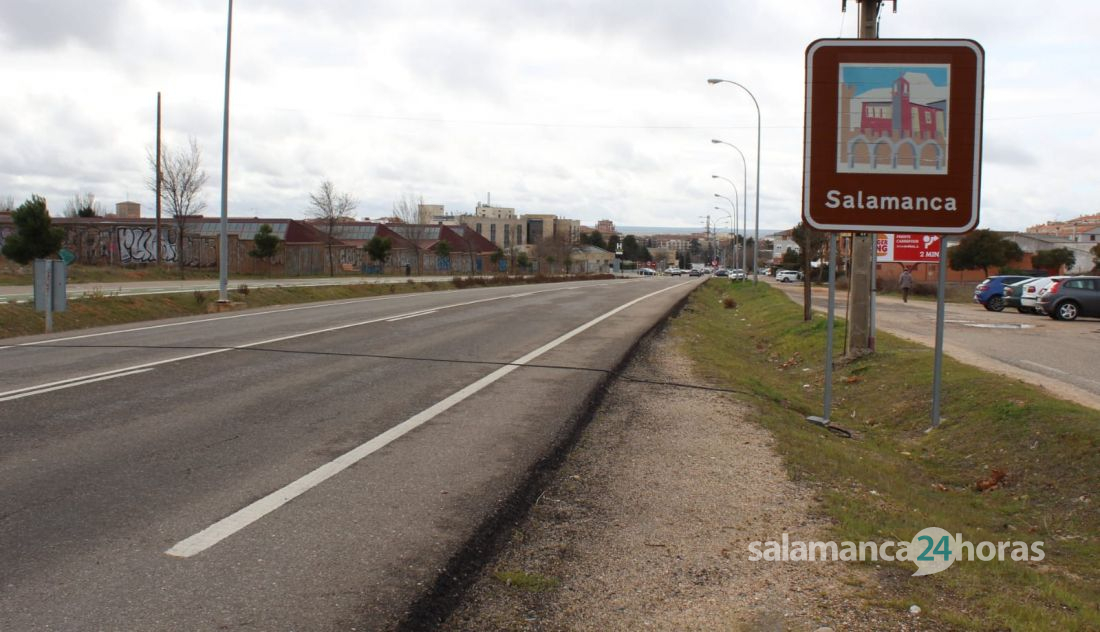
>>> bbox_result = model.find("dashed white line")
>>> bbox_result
[165,282,687,558]
[384,310,438,322]
[0,368,154,402]
[1,285,588,400]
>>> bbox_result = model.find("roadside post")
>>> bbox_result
[807,234,839,427]
[803,38,984,430]
[34,259,67,334]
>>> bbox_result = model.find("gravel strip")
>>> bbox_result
[442,329,933,631]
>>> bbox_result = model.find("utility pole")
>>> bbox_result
[155,92,162,265]
[844,0,895,358]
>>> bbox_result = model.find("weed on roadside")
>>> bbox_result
[671,279,1100,630]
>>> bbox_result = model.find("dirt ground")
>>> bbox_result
[441,329,935,631]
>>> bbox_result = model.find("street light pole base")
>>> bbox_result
[806,415,831,427]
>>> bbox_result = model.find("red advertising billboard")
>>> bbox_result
[876,233,941,263]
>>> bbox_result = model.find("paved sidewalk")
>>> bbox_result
[0,275,455,303]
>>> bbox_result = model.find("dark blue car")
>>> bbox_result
[973,275,1034,311]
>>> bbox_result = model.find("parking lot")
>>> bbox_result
[767,276,1100,411]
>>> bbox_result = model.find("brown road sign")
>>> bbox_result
[802,39,984,233]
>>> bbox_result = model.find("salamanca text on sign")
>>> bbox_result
[825,189,958,212]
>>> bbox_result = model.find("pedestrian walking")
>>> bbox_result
[899,267,914,303]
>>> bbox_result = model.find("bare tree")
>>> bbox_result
[535,234,572,275]
[64,193,105,217]
[308,179,357,276]
[391,192,431,274]
[147,137,208,276]
[0,195,15,213]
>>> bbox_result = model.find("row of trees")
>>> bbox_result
[578,229,653,263]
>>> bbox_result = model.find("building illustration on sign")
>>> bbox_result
[837,64,950,175]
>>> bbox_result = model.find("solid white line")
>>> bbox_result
[165,281,687,558]
[0,368,154,403]
[385,310,438,322]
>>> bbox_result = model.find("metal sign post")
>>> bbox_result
[808,233,839,427]
[803,38,983,432]
[33,259,67,334]
[930,236,948,428]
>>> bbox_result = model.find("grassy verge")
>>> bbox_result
[0,264,303,285]
[672,279,1099,631]
[0,274,610,339]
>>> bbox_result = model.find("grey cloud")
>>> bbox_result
[983,136,1038,168]
[0,0,128,50]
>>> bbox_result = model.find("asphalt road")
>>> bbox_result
[0,277,698,630]
[768,278,1100,410]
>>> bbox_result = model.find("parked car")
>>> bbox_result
[972,275,1034,312]
[1002,278,1039,313]
[689,268,704,277]
[775,269,801,283]
[665,267,683,276]
[637,267,657,276]
[730,268,747,280]
[1036,276,1100,321]
[714,268,729,277]
[1012,276,1070,313]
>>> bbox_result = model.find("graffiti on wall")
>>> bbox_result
[118,227,177,264]
[63,226,115,264]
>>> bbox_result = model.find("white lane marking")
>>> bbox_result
[9,294,421,347]
[963,323,1035,329]
[1017,359,1070,376]
[6,282,588,348]
[1,286,587,400]
[0,368,154,403]
[0,349,231,400]
[165,281,688,558]
[384,310,438,322]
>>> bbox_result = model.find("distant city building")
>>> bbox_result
[115,201,140,218]
[596,219,616,235]
[554,218,581,244]
[1026,213,1100,240]
[767,230,800,264]
[474,203,517,219]
[417,203,445,224]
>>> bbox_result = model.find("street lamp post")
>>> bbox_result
[708,79,761,283]
[713,193,738,272]
[711,175,740,270]
[711,151,748,276]
[217,0,234,303]
[713,207,734,268]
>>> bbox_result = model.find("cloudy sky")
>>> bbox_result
[2,0,1096,231]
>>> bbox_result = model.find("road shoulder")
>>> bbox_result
[442,329,913,630]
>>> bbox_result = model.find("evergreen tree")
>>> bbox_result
[1,195,64,264]
[948,229,1024,277]
[365,235,393,267]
